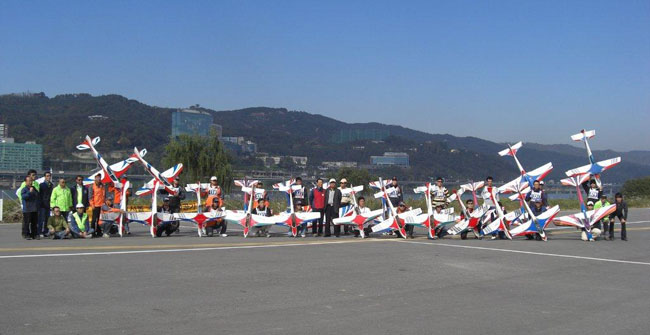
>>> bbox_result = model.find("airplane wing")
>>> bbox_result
[333,209,383,225]
[447,219,470,235]
[525,162,553,182]
[99,212,121,221]
[498,176,528,194]
[553,213,585,228]
[251,214,280,226]
[589,204,616,227]
[160,164,183,183]
[571,129,596,141]
[125,212,153,224]
[185,183,210,192]
[595,157,621,173]
[295,212,322,222]
[223,210,247,224]
[498,141,522,157]
[371,217,398,232]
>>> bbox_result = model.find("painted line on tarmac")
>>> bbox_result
[397,240,650,266]
[546,220,650,231]
[0,239,387,259]
[549,227,650,235]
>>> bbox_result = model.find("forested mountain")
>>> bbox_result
[1,92,649,183]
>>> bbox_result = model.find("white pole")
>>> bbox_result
[0,198,3,222]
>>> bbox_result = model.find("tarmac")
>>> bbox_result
[1,208,650,335]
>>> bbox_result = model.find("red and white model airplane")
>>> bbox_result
[133,147,183,196]
[554,174,616,241]
[497,142,553,197]
[224,182,278,237]
[565,129,621,188]
[274,182,321,237]
[370,178,423,238]
[481,187,513,239]
[98,179,131,237]
[76,136,143,187]
[332,185,383,238]
[411,183,457,239]
[446,187,487,238]
[507,181,560,241]
[125,181,175,237]
[173,182,224,237]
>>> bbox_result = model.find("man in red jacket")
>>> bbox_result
[309,178,325,236]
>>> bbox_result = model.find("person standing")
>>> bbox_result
[50,178,73,221]
[608,193,628,241]
[20,175,40,239]
[431,177,449,208]
[586,180,603,205]
[292,177,308,208]
[70,175,90,209]
[164,177,185,214]
[309,178,326,236]
[47,206,71,239]
[339,178,353,235]
[17,169,40,207]
[324,179,342,237]
[88,174,106,237]
[386,177,403,208]
[594,194,611,240]
[38,171,54,237]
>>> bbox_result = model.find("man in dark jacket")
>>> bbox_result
[324,178,342,237]
[38,171,53,237]
[21,175,40,240]
[162,177,185,213]
[70,175,90,209]
[309,178,326,236]
[608,192,628,241]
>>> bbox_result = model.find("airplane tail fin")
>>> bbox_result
[498,141,522,157]
[571,129,596,142]
[76,136,100,151]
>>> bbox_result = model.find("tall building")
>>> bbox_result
[332,128,390,143]
[0,124,7,140]
[0,142,43,171]
[171,109,214,137]
[370,152,409,167]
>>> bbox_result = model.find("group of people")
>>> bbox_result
[17,169,630,241]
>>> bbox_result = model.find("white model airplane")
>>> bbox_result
[224,182,278,237]
[185,182,211,211]
[77,136,143,187]
[446,188,487,238]
[565,129,621,188]
[97,179,131,237]
[133,147,183,196]
[410,183,457,239]
[120,181,175,237]
[370,178,423,238]
[274,183,321,237]
[506,181,560,241]
[481,187,513,239]
[173,182,224,237]
[554,174,616,241]
[332,185,383,238]
[497,142,553,196]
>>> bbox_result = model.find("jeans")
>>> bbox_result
[52,230,69,239]
[38,208,50,235]
[205,221,227,236]
[156,221,180,237]
[70,226,95,238]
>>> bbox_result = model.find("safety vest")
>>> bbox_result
[73,212,88,231]
[528,189,543,203]
[588,188,600,200]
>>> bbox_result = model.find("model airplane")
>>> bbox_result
[554,174,616,241]
[446,188,486,238]
[497,142,553,196]
[133,147,183,196]
[370,178,423,238]
[565,129,621,188]
[410,183,457,239]
[223,182,278,237]
[122,181,175,237]
[173,182,224,237]
[481,187,513,239]
[185,182,210,212]
[274,183,321,237]
[77,136,143,187]
[506,181,560,241]
[97,179,131,237]
[332,185,383,238]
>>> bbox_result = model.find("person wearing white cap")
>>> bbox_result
[69,203,93,238]
[205,176,223,208]
[324,178,342,237]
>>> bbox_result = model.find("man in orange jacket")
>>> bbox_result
[88,174,106,237]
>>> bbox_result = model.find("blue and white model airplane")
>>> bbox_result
[565,129,621,188]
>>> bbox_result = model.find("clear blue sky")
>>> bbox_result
[1,0,648,150]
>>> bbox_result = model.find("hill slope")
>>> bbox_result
[1,93,649,182]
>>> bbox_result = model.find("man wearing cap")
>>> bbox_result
[69,204,93,238]
[339,178,353,235]
[594,194,611,239]
[431,177,450,208]
[581,201,601,241]
[397,201,415,238]
[324,178,342,237]
[204,198,228,237]
[309,178,326,236]
[525,180,548,208]
[252,200,273,237]
[205,176,223,208]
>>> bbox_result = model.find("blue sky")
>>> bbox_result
[1,0,648,150]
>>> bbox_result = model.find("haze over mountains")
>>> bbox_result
[1,92,649,183]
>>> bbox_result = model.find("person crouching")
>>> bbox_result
[69,204,94,238]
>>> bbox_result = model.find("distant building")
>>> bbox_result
[322,161,358,169]
[221,136,257,155]
[332,128,390,143]
[171,109,213,137]
[0,141,43,171]
[88,115,109,120]
[370,152,409,167]
[0,124,8,139]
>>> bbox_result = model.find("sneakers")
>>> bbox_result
[103,233,110,238]
[266,233,272,238]
[300,233,306,238]
[220,234,228,237]
[491,236,497,240]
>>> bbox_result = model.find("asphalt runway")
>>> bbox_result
[1,208,650,335]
